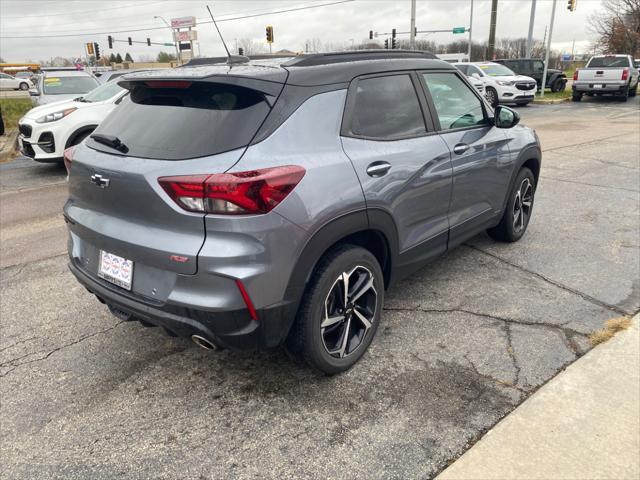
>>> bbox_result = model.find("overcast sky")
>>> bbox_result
[0,0,604,62]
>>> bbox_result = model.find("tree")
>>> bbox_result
[115,53,123,63]
[109,53,116,63]
[589,0,640,56]
[157,51,177,62]
[237,38,263,55]
[124,52,133,62]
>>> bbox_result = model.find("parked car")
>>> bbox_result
[15,71,36,82]
[30,70,99,106]
[64,51,541,374]
[18,80,127,162]
[572,54,639,102]
[454,62,537,107]
[0,72,32,91]
[467,74,486,97]
[635,58,640,75]
[494,58,567,92]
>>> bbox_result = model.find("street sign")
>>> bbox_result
[171,16,196,28]
[452,27,466,34]
[174,30,198,42]
[561,53,572,61]
[164,43,175,47]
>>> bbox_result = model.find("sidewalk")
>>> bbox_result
[437,314,639,480]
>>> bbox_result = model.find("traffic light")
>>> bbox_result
[128,37,132,46]
[108,35,113,49]
[147,38,151,46]
[94,43,100,60]
[266,25,274,43]
[392,28,396,39]
[567,0,577,11]
[86,42,94,55]
[238,47,244,56]
[369,30,373,40]
[384,39,389,49]
[392,38,397,49]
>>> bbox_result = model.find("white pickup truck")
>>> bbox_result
[572,54,639,102]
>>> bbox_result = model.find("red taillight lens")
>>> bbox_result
[158,166,305,215]
[621,68,629,81]
[63,145,75,174]
[573,70,579,81]
[144,80,192,89]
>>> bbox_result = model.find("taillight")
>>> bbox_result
[158,165,305,215]
[63,145,75,174]
[621,68,629,81]
[573,70,579,81]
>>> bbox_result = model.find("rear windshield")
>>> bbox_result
[87,82,270,160]
[587,56,630,68]
[43,76,99,94]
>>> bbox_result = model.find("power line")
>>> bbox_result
[0,1,167,18]
[1,1,299,35]
[0,0,355,39]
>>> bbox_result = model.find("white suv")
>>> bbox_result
[18,80,127,163]
[454,62,537,107]
[0,72,32,91]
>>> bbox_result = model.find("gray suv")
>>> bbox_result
[64,51,541,374]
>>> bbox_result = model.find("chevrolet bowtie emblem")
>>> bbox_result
[90,174,110,188]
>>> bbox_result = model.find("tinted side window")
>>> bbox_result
[532,61,544,73]
[423,72,487,131]
[348,75,426,139]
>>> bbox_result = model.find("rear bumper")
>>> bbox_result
[572,82,628,94]
[69,258,296,350]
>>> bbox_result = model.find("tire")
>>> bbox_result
[550,79,563,93]
[487,167,536,243]
[572,92,582,102]
[618,87,629,102]
[19,82,29,90]
[286,244,384,375]
[486,87,499,108]
[628,83,637,97]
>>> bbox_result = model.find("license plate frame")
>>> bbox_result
[98,250,134,291]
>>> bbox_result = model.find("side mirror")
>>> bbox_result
[29,88,39,96]
[494,105,520,129]
[471,73,481,79]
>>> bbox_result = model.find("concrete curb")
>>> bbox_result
[533,97,572,105]
[437,314,640,480]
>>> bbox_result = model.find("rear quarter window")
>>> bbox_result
[86,82,271,160]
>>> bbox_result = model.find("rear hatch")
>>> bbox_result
[66,71,285,288]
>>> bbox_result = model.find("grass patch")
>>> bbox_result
[534,89,572,102]
[589,316,632,346]
[1,98,33,131]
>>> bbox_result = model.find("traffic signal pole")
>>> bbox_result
[467,0,474,61]
[409,0,416,49]
[526,0,537,58]
[540,0,557,97]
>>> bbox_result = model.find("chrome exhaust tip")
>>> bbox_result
[191,334,218,351]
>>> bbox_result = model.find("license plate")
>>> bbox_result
[593,84,603,89]
[98,250,133,290]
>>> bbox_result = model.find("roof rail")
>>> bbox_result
[282,49,437,67]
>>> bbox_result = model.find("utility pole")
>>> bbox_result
[540,0,557,97]
[487,0,498,59]
[571,38,575,60]
[467,0,474,61]
[526,0,536,58]
[409,0,416,49]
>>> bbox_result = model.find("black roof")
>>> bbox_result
[120,50,452,87]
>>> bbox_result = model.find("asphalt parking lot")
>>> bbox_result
[1,96,639,479]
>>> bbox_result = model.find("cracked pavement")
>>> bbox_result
[1,96,639,479]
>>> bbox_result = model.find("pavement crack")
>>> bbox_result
[503,323,521,387]
[463,354,526,394]
[0,321,126,378]
[0,335,37,354]
[0,252,67,277]
[464,244,629,316]
[384,306,587,361]
[539,175,639,194]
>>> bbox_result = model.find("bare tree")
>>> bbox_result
[238,38,264,55]
[589,0,640,55]
[304,38,323,53]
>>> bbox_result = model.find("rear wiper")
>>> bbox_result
[90,133,129,153]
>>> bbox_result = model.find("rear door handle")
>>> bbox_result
[366,161,391,177]
[453,143,470,155]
